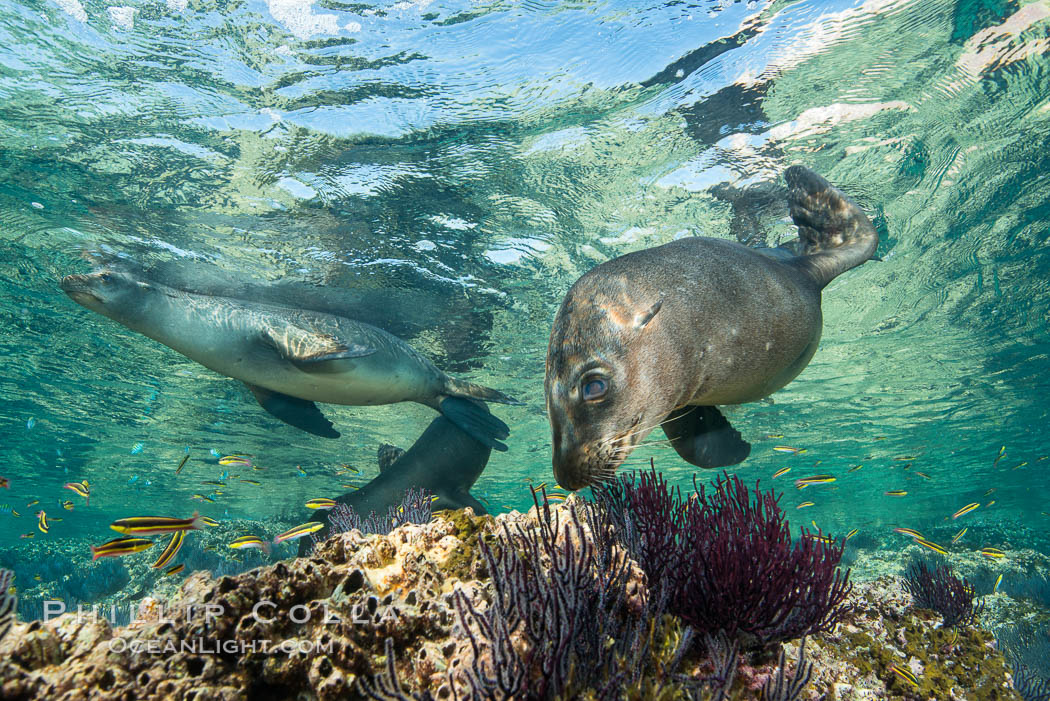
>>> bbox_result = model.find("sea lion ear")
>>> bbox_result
[634,300,662,329]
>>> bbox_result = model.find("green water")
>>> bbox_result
[1,0,1048,619]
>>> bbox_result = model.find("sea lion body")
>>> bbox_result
[298,413,491,555]
[61,273,516,447]
[546,166,879,489]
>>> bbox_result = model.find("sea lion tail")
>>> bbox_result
[785,165,879,288]
[438,396,510,452]
[442,377,522,406]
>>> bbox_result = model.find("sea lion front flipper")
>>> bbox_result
[377,444,406,472]
[784,165,879,289]
[246,384,340,438]
[262,325,376,366]
[661,406,750,468]
[438,397,510,452]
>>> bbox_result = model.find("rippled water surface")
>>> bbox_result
[2,0,1049,598]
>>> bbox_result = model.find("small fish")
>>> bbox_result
[90,537,154,561]
[230,535,271,553]
[547,493,568,501]
[199,516,219,527]
[61,500,74,511]
[774,446,804,454]
[200,480,226,486]
[151,530,186,569]
[795,475,836,489]
[192,494,215,503]
[175,454,190,475]
[915,538,948,555]
[33,574,41,581]
[846,528,859,540]
[305,498,337,510]
[885,490,907,497]
[339,464,360,474]
[533,482,548,491]
[164,564,185,576]
[952,503,980,520]
[131,442,144,455]
[219,456,252,467]
[984,488,996,496]
[979,547,1005,559]
[765,433,784,439]
[341,483,359,490]
[110,512,204,535]
[951,527,967,543]
[993,445,1006,467]
[25,499,38,507]
[796,502,815,509]
[296,465,307,477]
[1012,462,1028,470]
[478,495,491,505]
[64,480,90,505]
[891,664,919,688]
[0,477,8,489]
[848,464,863,472]
[894,527,923,539]
[986,500,996,507]
[805,533,835,544]
[36,510,49,533]
[430,495,440,502]
[894,456,917,461]
[210,449,221,458]
[127,475,139,485]
[773,467,792,478]
[915,471,931,480]
[1038,455,1048,461]
[26,417,35,430]
[238,479,262,486]
[273,522,324,544]
[20,532,33,539]
[993,573,1003,594]
[219,470,229,481]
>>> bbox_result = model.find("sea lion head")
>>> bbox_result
[545,273,665,490]
[61,270,153,321]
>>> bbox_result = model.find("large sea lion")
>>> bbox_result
[545,166,879,489]
[298,411,491,555]
[60,271,518,449]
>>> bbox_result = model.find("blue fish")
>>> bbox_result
[127,475,139,485]
[26,418,35,430]
[131,442,144,455]
[220,470,229,480]
[210,449,221,458]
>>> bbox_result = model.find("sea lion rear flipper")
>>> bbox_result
[662,406,750,468]
[433,490,488,515]
[377,444,406,472]
[784,165,879,289]
[263,326,376,366]
[246,384,340,438]
[438,397,509,452]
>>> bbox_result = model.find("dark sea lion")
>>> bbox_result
[545,166,879,489]
[297,412,490,555]
[60,272,518,448]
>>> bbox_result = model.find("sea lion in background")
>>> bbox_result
[298,412,490,556]
[545,166,879,490]
[60,271,519,449]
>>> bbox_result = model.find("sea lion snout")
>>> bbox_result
[60,273,104,306]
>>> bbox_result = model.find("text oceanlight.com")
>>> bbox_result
[107,638,334,655]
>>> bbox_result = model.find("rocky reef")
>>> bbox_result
[0,495,1026,700]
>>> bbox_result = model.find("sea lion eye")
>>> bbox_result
[100,273,113,283]
[582,377,608,401]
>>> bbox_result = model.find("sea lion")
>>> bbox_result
[297,411,490,555]
[60,271,518,449]
[545,166,879,489]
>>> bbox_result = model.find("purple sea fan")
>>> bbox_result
[904,559,983,628]
[674,471,852,649]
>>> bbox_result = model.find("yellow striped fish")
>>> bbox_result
[91,537,154,561]
[110,512,204,535]
[796,502,815,509]
[305,498,337,510]
[795,475,836,489]
[151,530,185,569]
[885,490,907,497]
[891,664,919,688]
[773,467,792,478]
[915,538,948,555]
[164,564,185,576]
[980,547,1005,559]
[951,527,967,543]
[273,522,324,544]
[952,503,979,520]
